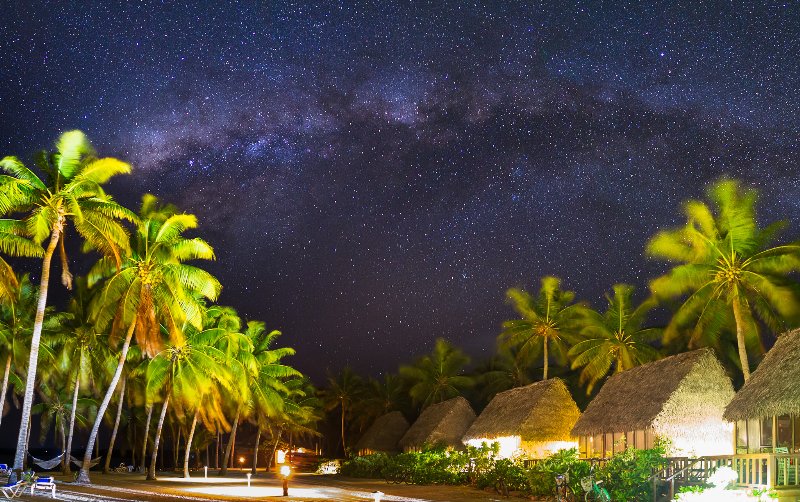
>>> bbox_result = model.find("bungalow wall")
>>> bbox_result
[735,414,800,454]
[578,429,656,458]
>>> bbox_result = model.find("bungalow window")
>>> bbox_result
[604,433,613,456]
[795,416,800,453]
[612,432,625,454]
[635,430,645,449]
[761,417,774,448]
[579,436,587,457]
[626,431,635,450]
[644,429,655,450]
[736,421,747,452]
[747,419,760,452]
[777,415,792,450]
[592,434,603,457]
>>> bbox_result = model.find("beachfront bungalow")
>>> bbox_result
[354,411,410,456]
[725,329,800,454]
[571,348,735,458]
[461,378,580,458]
[399,396,476,452]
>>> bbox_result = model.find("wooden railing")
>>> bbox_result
[661,453,800,490]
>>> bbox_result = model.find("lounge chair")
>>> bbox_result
[0,480,28,499]
[0,466,8,476]
[30,476,56,498]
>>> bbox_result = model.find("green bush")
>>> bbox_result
[597,443,668,501]
[526,448,590,497]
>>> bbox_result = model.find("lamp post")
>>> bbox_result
[238,456,245,471]
[246,472,251,487]
[280,464,291,496]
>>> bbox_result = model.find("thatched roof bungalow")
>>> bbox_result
[461,379,580,458]
[354,411,410,456]
[572,348,734,458]
[399,396,476,452]
[725,329,800,454]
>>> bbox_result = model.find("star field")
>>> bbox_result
[1,1,799,381]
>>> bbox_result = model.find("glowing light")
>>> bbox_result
[465,436,520,458]
[238,456,245,464]
[280,465,291,478]
[372,490,385,502]
[276,450,286,464]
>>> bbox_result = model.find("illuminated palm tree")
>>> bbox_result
[647,179,800,381]
[0,131,134,477]
[569,284,661,394]
[499,276,585,380]
[399,338,474,409]
[76,195,220,484]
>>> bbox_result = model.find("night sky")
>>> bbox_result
[1,1,799,382]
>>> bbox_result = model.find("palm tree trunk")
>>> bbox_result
[104,375,127,473]
[183,410,198,478]
[219,407,240,475]
[0,353,11,430]
[732,299,752,381]
[268,429,281,471]
[75,320,136,484]
[63,363,81,474]
[215,430,220,468]
[251,427,261,475]
[59,417,67,469]
[11,224,61,481]
[147,395,170,481]
[140,404,153,473]
[542,338,549,380]
[340,399,346,457]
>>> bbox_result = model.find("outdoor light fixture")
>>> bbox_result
[246,472,251,487]
[280,464,291,497]
[204,465,208,478]
[372,490,384,502]
[239,456,245,469]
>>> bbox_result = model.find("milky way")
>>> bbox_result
[1,1,799,380]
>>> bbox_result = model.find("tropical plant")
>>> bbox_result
[0,130,134,477]
[499,277,585,380]
[76,195,220,484]
[569,284,662,394]
[647,179,800,380]
[399,338,474,409]
[320,367,364,457]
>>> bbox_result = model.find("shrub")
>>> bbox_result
[597,443,668,502]
[526,448,590,497]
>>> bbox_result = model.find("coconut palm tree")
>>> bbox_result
[0,220,42,302]
[472,345,535,406]
[399,338,474,409]
[145,324,231,480]
[647,179,800,381]
[569,284,662,394]
[76,195,220,484]
[499,276,585,380]
[0,131,135,477]
[320,367,364,457]
[31,381,93,469]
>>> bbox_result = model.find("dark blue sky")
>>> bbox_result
[1,1,799,380]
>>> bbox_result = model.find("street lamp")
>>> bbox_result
[280,464,291,497]
[238,456,245,470]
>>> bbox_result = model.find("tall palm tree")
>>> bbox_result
[320,367,364,457]
[145,325,231,480]
[499,276,585,380]
[76,195,220,484]
[473,345,535,406]
[0,220,41,301]
[647,179,800,381]
[0,131,134,477]
[569,284,662,394]
[399,338,474,409]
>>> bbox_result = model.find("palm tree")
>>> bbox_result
[399,338,474,409]
[499,276,585,380]
[569,284,662,394]
[76,195,220,484]
[244,322,301,476]
[145,324,231,480]
[472,345,535,406]
[0,220,42,302]
[0,131,134,476]
[647,179,800,381]
[320,367,364,457]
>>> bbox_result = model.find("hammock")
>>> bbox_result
[29,453,63,470]
[69,455,102,468]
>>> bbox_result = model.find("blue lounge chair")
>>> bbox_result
[0,480,28,499]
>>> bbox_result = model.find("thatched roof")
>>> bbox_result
[572,348,733,436]
[354,411,410,453]
[399,396,476,450]
[462,378,580,443]
[725,329,800,421]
